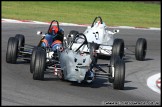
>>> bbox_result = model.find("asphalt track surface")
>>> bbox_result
[1,23,161,106]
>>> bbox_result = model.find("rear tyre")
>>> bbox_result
[6,37,19,64]
[33,49,46,80]
[113,56,125,90]
[135,38,147,61]
[15,34,25,52]
[112,39,124,59]
[67,30,79,45]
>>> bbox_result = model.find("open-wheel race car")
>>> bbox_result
[6,20,65,73]
[67,16,147,61]
[32,32,126,90]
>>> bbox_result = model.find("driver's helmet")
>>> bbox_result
[49,26,59,35]
[49,26,64,36]
[94,21,105,28]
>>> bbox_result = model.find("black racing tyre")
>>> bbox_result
[33,49,46,80]
[15,34,25,51]
[113,56,125,90]
[89,43,98,64]
[112,39,124,59]
[108,55,116,83]
[67,30,79,45]
[135,38,147,61]
[6,37,19,64]
[30,47,42,73]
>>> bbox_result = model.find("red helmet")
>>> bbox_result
[49,26,59,35]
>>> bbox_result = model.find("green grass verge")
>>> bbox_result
[2,1,160,28]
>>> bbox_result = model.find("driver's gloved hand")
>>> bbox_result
[52,44,63,52]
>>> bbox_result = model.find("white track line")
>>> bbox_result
[2,18,161,30]
[147,73,161,94]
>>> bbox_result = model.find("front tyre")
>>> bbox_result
[135,38,147,61]
[113,56,125,90]
[33,49,46,80]
[108,55,117,83]
[6,37,19,64]
[30,47,42,73]
[89,42,98,64]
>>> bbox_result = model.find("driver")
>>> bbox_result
[41,26,64,52]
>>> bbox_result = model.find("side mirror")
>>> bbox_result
[37,31,42,35]
[37,31,45,37]
[113,29,119,33]
[87,26,91,29]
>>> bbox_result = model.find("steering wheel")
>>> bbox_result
[91,16,103,28]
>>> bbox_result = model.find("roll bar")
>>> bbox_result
[70,33,88,52]
[91,16,103,28]
[47,20,60,34]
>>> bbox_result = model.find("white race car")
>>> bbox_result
[67,16,147,61]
